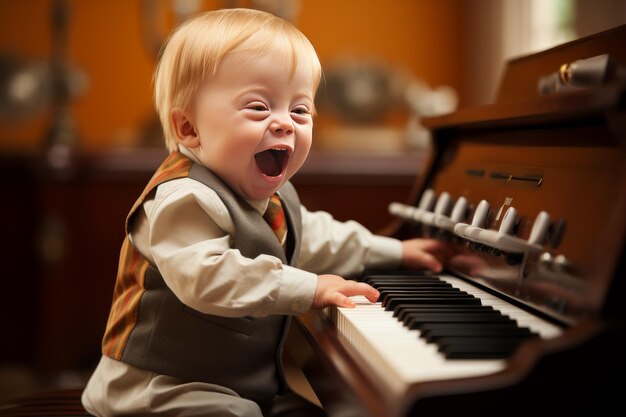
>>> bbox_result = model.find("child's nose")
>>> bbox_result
[270,115,294,136]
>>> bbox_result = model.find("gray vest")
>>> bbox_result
[121,164,303,402]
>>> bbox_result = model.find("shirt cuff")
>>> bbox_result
[364,235,404,270]
[273,265,318,315]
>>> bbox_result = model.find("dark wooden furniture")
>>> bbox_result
[0,390,89,416]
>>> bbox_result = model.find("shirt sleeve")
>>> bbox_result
[131,178,317,318]
[296,205,403,277]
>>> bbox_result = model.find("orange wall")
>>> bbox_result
[0,0,462,153]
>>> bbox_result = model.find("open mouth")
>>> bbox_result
[255,148,290,177]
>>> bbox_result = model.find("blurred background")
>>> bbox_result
[0,0,625,405]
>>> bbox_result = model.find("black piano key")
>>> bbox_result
[424,326,537,342]
[418,322,520,334]
[376,283,463,294]
[381,291,471,306]
[372,283,450,291]
[406,313,514,329]
[438,336,529,359]
[395,305,495,320]
[443,348,516,360]
[438,336,529,346]
[404,310,505,319]
[365,279,447,287]
[372,280,450,285]
[378,288,459,299]
[374,283,454,291]
[401,309,503,326]
[364,273,438,279]
[381,288,468,296]
[366,277,447,282]
[367,275,446,280]
[383,292,472,301]
[362,270,436,278]
[385,296,481,310]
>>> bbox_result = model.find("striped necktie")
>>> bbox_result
[263,193,288,247]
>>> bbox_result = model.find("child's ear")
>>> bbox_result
[171,108,200,148]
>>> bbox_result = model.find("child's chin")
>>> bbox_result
[245,184,282,201]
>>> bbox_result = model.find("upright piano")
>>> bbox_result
[290,25,626,416]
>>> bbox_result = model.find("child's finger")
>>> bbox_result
[330,292,356,308]
[421,252,444,272]
[342,281,379,303]
[407,251,443,272]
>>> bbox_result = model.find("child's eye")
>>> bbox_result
[247,103,268,111]
[291,106,310,115]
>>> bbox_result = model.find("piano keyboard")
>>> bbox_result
[326,272,563,399]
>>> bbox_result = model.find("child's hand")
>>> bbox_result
[313,274,379,309]
[402,238,453,273]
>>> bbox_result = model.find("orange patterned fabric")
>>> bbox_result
[101,239,150,359]
[263,193,288,247]
[102,151,193,359]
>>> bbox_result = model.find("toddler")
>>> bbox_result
[82,8,449,417]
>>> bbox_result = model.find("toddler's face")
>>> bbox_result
[187,46,316,201]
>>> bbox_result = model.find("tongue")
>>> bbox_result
[255,149,284,177]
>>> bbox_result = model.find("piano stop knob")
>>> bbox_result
[434,191,452,215]
[418,188,436,210]
[450,196,468,223]
[540,252,554,269]
[554,254,575,274]
[388,202,415,220]
[528,211,551,245]
[387,188,438,223]
[471,200,490,228]
[499,206,518,235]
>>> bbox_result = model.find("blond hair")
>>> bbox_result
[154,8,322,152]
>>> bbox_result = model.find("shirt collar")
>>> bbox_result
[179,145,200,164]
[178,145,269,215]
